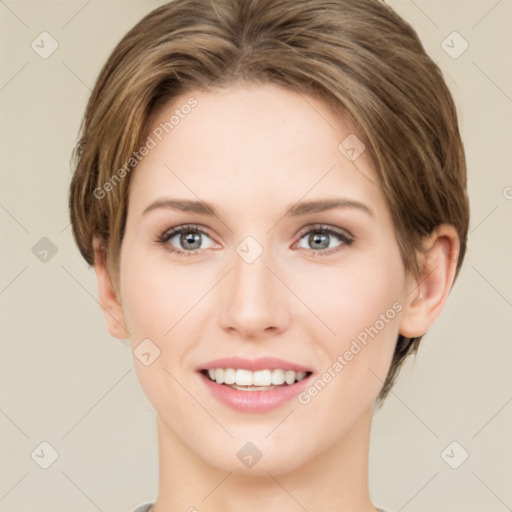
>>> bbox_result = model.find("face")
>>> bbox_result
[109,82,416,475]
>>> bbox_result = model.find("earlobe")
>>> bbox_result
[398,224,460,339]
[92,237,130,340]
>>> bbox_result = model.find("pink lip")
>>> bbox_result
[199,371,313,413]
[198,356,313,373]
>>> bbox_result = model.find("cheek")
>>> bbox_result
[299,251,404,383]
[118,252,198,403]
[291,269,402,452]
[119,248,200,336]
[299,253,403,334]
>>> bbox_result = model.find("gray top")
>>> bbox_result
[132,504,153,512]
[132,503,391,512]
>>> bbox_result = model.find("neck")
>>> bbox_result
[152,406,378,512]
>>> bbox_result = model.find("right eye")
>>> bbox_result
[157,224,217,256]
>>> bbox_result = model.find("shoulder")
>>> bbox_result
[131,503,154,512]
[130,503,392,512]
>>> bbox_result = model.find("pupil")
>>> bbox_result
[181,231,201,250]
[311,233,328,249]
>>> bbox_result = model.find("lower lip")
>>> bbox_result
[199,372,312,413]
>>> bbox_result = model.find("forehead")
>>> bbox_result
[128,82,383,216]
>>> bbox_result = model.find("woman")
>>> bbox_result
[68,0,470,510]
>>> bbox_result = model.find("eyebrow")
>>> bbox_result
[142,197,374,218]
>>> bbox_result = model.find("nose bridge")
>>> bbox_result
[219,235,289,336]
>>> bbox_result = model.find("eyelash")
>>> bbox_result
[156,223,354,257]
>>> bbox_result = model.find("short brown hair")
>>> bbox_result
[68,0,470,405]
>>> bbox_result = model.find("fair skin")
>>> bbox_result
[93,82,459,512]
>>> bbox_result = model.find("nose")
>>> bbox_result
[218,240,291,339]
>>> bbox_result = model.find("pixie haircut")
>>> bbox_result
[68,0,470,404]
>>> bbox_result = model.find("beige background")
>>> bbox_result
[1,1,511,511]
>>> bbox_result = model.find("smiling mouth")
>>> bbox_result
[200,368,312,391]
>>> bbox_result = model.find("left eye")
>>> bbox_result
[296,226,353,251]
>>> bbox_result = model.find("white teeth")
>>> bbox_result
[253,370,272,386]
[223,368,236,385]
[271,369,285,385]
[296,371,307,381]
[205,368,309,386]
[235,369,253,386]
[284,370,296,385]
[215,368,224,384]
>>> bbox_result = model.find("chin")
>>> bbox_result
[192,433,315,476]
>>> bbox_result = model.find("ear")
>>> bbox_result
[92,237,130,340]
[398,224,460,338]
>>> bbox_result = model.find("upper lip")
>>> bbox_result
[198,356,313,373]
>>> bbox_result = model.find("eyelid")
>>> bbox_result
[157,223,214,241]
[294,223,354,242]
